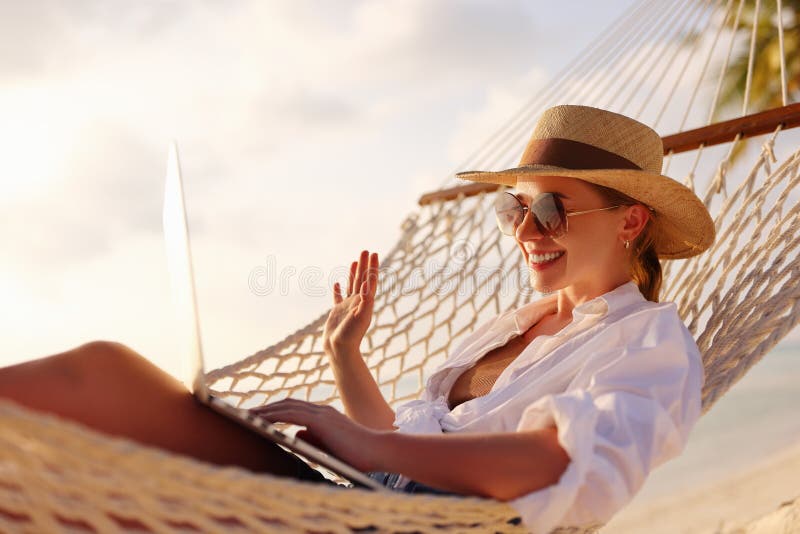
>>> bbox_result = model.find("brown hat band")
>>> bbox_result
[519,138,642,171]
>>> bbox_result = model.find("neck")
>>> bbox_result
[552,276,632,323]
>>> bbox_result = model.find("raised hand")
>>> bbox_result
[323,250,379,357]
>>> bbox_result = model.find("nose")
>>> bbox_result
[515,209,546,242]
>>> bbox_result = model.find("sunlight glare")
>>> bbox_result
[0,91,75,202]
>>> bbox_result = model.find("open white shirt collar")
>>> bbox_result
[510,280,645,334]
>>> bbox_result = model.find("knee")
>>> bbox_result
[66,341,183,396]
[76,340,134,357]
[0,340,152,403]
[65,340,147,373]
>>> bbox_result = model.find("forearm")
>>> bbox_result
[373,426,570,501]
[327,345,396,430]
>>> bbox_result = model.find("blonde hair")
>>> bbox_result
[587,182,662,302]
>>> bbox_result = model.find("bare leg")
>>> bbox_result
[0,341,321,479]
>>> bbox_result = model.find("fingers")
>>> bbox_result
[353,280,366,316]
[347,260,357,295]
[344,250,379,298]
[333,282,343,304]
[250,398,337,427]
[296,429,329,452]
[353,250,369,297]
[250,397,323,413]
[354,253,380,318]
[360,252,379,301]
[367,252,379,298]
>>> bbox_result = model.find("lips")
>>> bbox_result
[528,250,565,264]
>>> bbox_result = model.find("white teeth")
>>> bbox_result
[530,251,564,263]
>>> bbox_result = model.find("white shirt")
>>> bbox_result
[392,281,704,533]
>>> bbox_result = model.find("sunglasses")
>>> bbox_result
[494,191,624,238]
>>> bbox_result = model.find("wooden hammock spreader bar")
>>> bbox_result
[418,102,800,206]
[417,182,505,206]
[662,101,800,153]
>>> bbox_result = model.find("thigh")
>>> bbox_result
[0,341,320,478]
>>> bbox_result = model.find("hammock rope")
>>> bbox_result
[652,3,713,128]
[708,0,748,122]
[778,0,789,105]
[744,0,763,115]
[440,0,668,189]
[622,0,715,119]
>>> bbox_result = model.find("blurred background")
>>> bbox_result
[1,0,645,376]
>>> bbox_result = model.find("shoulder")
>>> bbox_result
[609,299,694,348]
[586,299,704,391]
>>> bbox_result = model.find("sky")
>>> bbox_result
[2,0,798,382]
[0,0,648,378]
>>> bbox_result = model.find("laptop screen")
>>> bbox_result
[162,142,209,400]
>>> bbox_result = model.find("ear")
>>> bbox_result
[619,204,650,242]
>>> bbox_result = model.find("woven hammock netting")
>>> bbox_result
[3,0,800,532]
[208,0,800,418]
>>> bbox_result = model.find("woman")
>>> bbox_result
[0,105,714,532]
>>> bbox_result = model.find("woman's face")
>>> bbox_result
[512,175,643,296]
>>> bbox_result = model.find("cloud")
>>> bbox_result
[0,0,199,82]
[347,0,542,84]
[445,65,549,178]
[274,89,361,126]
[1,0,658,375]
[0,0,577,278]
[1,121,163,267]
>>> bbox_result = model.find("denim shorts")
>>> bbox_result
[292,459,455,495]
[365,471,459,495]
[290,453,455,494]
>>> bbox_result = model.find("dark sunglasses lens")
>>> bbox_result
[530,193,566,237]
[494,193,524,235]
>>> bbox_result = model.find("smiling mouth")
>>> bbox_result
[528,251,565,264]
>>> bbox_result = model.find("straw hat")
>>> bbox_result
[456,105,715,259]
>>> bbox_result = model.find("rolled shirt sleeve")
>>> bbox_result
[510,306,704,532]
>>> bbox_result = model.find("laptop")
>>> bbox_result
[162,142,386,491]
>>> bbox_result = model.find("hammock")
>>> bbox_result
[3,1,800,532]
